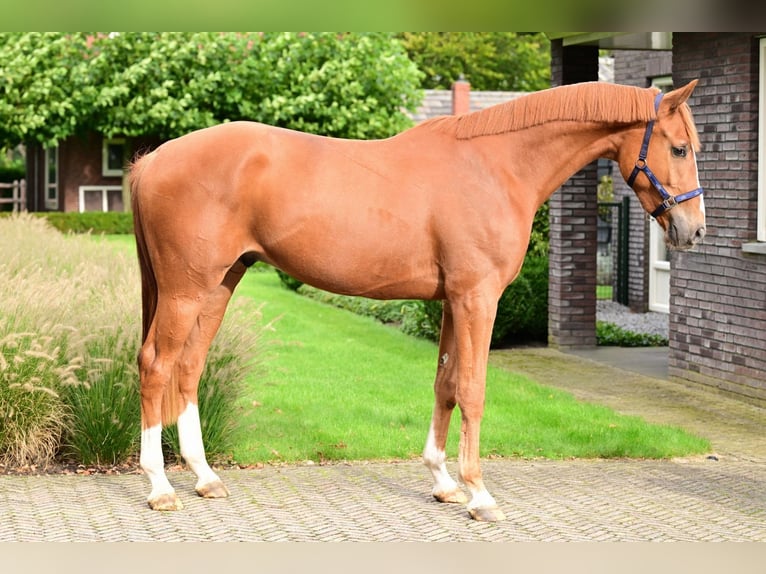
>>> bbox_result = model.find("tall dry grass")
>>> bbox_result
[0,215,262,467]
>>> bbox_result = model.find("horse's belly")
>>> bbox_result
[256,214,442,300]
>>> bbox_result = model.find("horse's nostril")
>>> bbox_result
[694,226,706,243]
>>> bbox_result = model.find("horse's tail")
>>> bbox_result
[130,155,156,345]
[130,153,181,427]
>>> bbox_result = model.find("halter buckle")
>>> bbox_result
[661,196,677,210]
[651,196,678,218]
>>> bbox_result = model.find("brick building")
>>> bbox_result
[25,133,159,213]
[549,32,766,406]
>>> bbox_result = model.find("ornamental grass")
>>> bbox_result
[0,215,261,468]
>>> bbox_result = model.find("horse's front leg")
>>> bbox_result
[451,291,506,522]
[424,301,468,505]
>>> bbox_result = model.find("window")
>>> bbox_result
[44,146,58,210]
[651,75,673,94]
[78,185,124,212]
[102,138,126,177]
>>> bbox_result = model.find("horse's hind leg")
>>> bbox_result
[139,262,245,511]
[423,301,468,504]
[139,295,205,511]
[175,264,246,500]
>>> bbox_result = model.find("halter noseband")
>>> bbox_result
[626,92,704,218]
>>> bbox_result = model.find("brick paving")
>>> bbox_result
[0,347,764,542]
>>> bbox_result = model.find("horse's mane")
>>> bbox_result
[420,82,661,140]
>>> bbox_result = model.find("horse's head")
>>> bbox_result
[618,79,706,250]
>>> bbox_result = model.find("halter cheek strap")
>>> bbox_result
[627,92,704,218]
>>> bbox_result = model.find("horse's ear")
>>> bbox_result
[662,79,699,112]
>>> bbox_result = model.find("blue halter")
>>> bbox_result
[626,92,704,218]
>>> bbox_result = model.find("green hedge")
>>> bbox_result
[0,166,25,183]
[0,211,134,234]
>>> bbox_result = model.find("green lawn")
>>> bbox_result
[98,234,710,463]
[228,271,709,464]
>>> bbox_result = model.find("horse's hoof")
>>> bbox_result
[148,493,184,511]
[196,480,230,499]
[433,488,469,504]
[468,506,506,522]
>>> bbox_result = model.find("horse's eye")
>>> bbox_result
[671,146,687,158]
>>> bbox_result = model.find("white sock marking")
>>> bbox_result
[423,423,460,496]
[140,424,174,499]
[177,402,221,488]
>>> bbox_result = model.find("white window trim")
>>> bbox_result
[44,146,58,210]
[102,138,126,177]
[745,37,766,254]
[758,37,766,242]
[78,185,123,213]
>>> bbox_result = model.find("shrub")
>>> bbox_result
[0,214,262,468]
[276,269,304,291]
[596,321,668,347]
[399,254,549,347]
[491,254,549,346]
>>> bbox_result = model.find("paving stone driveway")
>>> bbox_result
[1,458,764,542]
[1,347,763,542]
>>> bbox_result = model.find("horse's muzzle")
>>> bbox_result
[667,220,706,250]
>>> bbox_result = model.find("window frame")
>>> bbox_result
[44,146,58,210]
[102,138,126,177]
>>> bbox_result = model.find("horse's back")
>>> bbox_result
[130,120,526,301]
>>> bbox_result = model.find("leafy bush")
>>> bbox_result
[0,33,423,148]
[276,269,304,291]
[0,214,262,468]
[596,321,668,347]
[491,254,549,346]
[0,165,24,183]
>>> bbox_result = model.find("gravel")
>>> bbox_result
[597,300,669,339]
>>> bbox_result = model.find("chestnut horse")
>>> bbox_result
[130,80,705,522]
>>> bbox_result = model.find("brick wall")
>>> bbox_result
[612,50,673,312]
[670,33,766,405]
[548,42,599,348]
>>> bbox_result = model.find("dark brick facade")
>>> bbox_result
[548,42,599,348]
[551,33,765,406]
[670,33,766,405]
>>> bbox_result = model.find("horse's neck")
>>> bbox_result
[491,121,627,208]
